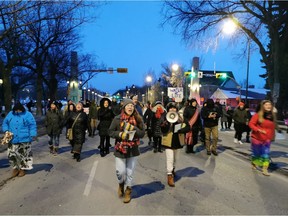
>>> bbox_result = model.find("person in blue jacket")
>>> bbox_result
[2,102,37,177]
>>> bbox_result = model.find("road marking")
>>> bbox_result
[83,160,98,196]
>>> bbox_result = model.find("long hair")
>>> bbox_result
[257,100,277,125]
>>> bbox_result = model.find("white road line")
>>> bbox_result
[83,160,98,196]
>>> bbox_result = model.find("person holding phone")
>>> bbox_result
[200,99,221,156]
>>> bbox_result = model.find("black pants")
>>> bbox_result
[234,123,246,141]
[100,136,110,152]
[153,136,162,150]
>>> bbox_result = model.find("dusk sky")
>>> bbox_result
[80,1,266,95]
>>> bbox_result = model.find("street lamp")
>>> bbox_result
[146,75,152,102]
[222,18,250,103]
[161,91,164,104]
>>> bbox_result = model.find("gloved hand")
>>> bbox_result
[123,122,134,131]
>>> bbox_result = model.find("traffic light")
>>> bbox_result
[184,71,196,77]
[215,73,227,79]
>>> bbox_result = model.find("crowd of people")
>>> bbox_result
[1,95,280,203]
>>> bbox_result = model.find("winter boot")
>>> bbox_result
[49,145,54,154]
[153,142,158,153]
[74,153,81,162]
[12,168,19,177]
[262,166,270,176]
[118,183,125,198]
[246,136,250,143]
[18,169,25,177]
[167,174,175,187]
[53,147,58,156]
[158,144,163,153]
[92,128,97,137]
[123,186,132,203]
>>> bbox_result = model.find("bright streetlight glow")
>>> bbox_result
[146,75,152,83]
[172,63,179,71]
[222,19,237,35]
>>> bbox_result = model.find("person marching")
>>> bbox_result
[108,98,145,203]
[66,102,88,162]
[143,101,154,146]
[45,101,63,155]
[248,100,277,176]
[2,102,37,177]
[233,102,249,145]
[161,102,189,187]
[151,101,166,153]
[183,98,202,153]
[201,99,221,156]
[97,98,115,157]
[88,100,98,137]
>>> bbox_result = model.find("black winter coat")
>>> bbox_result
[67,111,88,144]
[151,111,166,137]
[97,108,115,136]
[45,109,63,135]
[201,106,221,128]
[183,106,202,131]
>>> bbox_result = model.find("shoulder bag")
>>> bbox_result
[67,113,81,141]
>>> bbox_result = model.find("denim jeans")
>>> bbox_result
[48,135,60,148]
[115,156,137,187]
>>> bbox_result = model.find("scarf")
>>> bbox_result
[185,109,199,145]
[155,106,164,119]
[115,111,140,154]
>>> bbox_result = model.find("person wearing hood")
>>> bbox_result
[66,102,88,162]
[97,98,115,157]
[151,101,166,153]
[108,98,145,203]
[45,101,63,155]
[161,102,190,187]
[200,99,221,156]
[233,102,250,145]
[2,102,37,177]
[183,98,202,153]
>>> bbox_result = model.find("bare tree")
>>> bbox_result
[0,0,103,114]
[162,0,288,115]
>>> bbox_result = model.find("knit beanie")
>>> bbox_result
[122,99,134,108]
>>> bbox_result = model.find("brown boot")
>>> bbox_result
[123,186,132,203]
[11,168,19,177]
[262,166,270,176]
[118,183,125,197]
[167,174,175,187]
[18,169,25,177]
[53,147,58,156]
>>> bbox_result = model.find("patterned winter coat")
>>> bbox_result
[2,110,37,144]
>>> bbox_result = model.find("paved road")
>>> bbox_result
[0,128,287,215]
